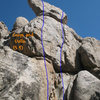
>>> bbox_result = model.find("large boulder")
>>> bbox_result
[13,17,29,30]
[78,37,100,79]
[66,71,100,100]
[28,0,67,24]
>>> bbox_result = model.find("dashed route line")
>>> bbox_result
[60,11,65,100]
[41,0,49,100]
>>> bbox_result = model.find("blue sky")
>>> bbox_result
[0,0,100,40]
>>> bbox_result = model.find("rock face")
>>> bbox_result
[66,71,100,100]
[78,37,100,79]
[0,0,100,100]
[0,46,57,100]
[9,16,81,73]
[0,22,9,39]
[28,0,67,24]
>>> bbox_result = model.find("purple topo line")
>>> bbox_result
[60,11,65,100]
[41,0,49,100]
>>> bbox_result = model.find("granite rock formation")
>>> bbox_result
[78,37,100,79]
[65,71,100,100]
[0,0,100,100]
[13,17,29,30]
[28,0,67,24]
[0,22,9,39]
